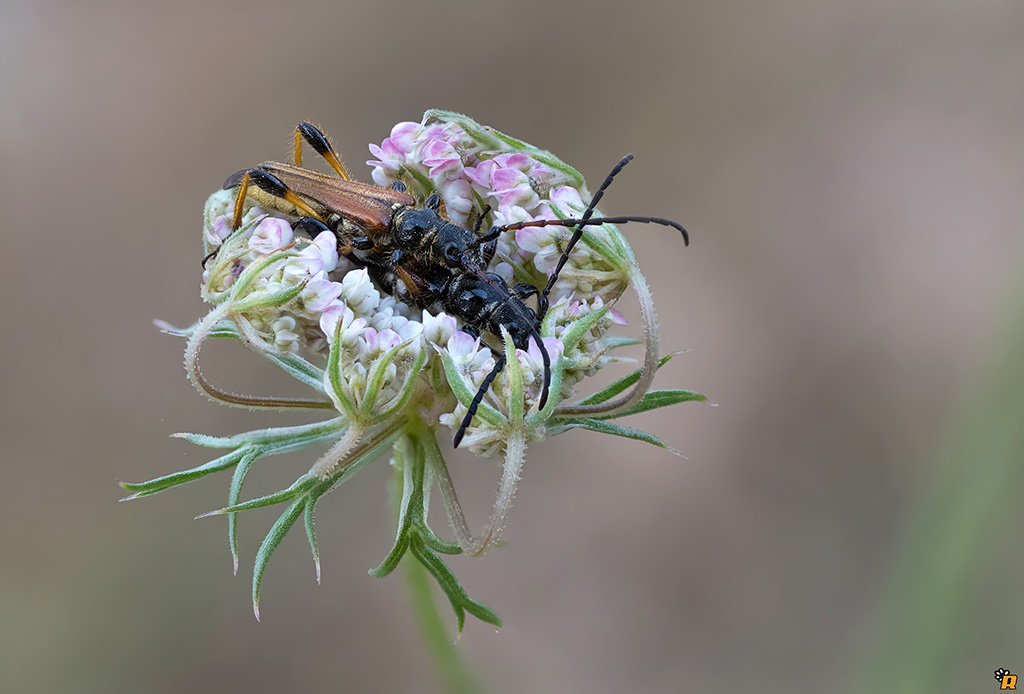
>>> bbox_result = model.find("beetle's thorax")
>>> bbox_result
[442,273,537,349]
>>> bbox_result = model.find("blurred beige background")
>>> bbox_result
[2,1,1022,692]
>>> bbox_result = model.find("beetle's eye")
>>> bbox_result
[443,242,462,265]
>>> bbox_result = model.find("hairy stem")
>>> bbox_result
[309,422,365,479]
[185,303,335,411]
[471,425,527,557]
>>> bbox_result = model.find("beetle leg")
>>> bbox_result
[510,283,547,316]
[394,265,422,301]
[472,205,492,233]
[292,217,331,238]
[224,168,324,226]
[475,225,503,246]
[295,122,352,181]
[206,168,324,267]
[229,170,253,230]
[201,168,257,266]
[511,283,538,301]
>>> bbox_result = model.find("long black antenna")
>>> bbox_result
[453,354,506,449]
[452,155,688,448]
[452,324,550,448]
[532,327,551,409]
[539,154,632,315]
[482,214,687,246]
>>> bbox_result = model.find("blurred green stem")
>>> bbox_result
[393,436,480,694]
[405,553,480,694]
[858,256,1024,693]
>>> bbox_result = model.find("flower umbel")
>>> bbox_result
[125,110,705,632]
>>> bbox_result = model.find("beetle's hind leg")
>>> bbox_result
[204,168,328,268]
[294,122,352,180]
[224,168,325,230]
[203,169,260,267]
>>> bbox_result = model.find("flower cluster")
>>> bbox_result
[126,110,703,632]
[367,116,629,305]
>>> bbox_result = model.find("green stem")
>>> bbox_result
[405,555,481,694]
[856,253,1024,693]
[394,432,481,694]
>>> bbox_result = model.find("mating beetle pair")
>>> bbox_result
[215,122,688,447]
